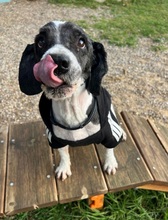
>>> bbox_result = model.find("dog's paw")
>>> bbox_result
[55,162,72,181]
[104,156,118,175]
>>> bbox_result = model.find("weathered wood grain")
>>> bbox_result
[1,111,167,215]
[5,121,58,215]
[148,120,168,154]
[53,145,108,204]
[96,113,153,192]
[0,125,8,216]
[122,111,168,188]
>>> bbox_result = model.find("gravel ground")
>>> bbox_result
[0,0,168,127]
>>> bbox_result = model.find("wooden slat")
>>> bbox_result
[0,125,8,216]
[53,145,108,204]
[122,111,168,189]
[139,120,168,192]
[148,120,168,153]
[138,184,168,192]
[96,113,153,192]
[5,121,58,215]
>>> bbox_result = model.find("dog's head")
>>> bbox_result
[19,21,108,99]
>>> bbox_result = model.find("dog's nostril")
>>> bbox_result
[59,59,70,74]
[51,55,70,74]
[61,60,69,70]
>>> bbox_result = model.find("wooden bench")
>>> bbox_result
[0,111,168,216]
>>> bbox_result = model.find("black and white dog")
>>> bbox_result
[19,21,126,181]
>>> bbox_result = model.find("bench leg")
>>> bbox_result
[88,194,104,209]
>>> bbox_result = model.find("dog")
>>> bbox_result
[19,21,126,181]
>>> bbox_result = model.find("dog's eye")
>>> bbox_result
[37,39,45,48]
[78,38,85,48]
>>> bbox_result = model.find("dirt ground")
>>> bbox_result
[0,0,168,127]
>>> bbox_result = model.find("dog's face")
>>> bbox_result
[19,21,108,99]
[34,21,93,100]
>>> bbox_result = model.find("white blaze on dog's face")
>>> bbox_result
[34,21,94,100]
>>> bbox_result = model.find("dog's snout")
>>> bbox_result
[51,54,70,74]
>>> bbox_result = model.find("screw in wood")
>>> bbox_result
[10,182,14,186]
[11,139,15,144]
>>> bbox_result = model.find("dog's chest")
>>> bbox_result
[51,91,100,141]
[52,122,100,141]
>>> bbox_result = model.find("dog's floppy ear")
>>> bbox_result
[87,42,108,96]
[18,44,42,95]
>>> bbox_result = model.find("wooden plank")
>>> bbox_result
[138,184,168,192]
[96,114,153,193]
[53,145,108,204]
[148,120,168,154]
[122,111,168,188]
[5,121,58,216]
[0,125,8,217]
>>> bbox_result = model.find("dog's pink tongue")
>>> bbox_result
[33,55,64,88]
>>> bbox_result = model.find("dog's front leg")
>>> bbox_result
[55,145,72,181]
[104,148,118,175]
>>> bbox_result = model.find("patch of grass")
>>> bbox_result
[5,190,168,220]
[49,0,168,47]
[94,1,168,46]
[151,45,168,52]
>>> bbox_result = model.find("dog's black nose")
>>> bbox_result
[51,54,70,74]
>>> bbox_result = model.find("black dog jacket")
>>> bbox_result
[39,87,123,149]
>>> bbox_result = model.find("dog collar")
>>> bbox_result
[50,98,97,130]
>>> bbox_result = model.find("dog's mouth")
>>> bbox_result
[33,55,70,88]
[53,69,70,88]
